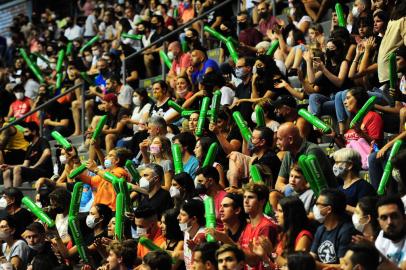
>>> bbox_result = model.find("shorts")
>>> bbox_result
[20,166,52,183]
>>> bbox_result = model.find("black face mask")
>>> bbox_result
[325,49,336,58]
[259,12,269,19]
[53,206,64,214]
[195,183,207,194]
[137,30,145,35]
[151,24,158,30]
[24,134,34,142]
[256,67,266,76]
[238,22,248,30]
[185,36,195,43]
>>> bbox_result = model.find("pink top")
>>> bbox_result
[169,52,192,77]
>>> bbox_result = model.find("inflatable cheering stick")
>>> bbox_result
[306,154,328,193]
[19,48,45,83]
[66,42,73,56]
[125,160,140,184]
[80,35,100,54]
[196,97,210,137]
[202,142,219,168]
[159,50,173,69]
[168,100,184,114]
[92,115,107,140]
[233,112,252,142]
[51,131,72,150]
[349,96,377,128]
[80,72,94,86]
[22,197,55,228]
[298,155,320,195]
[203,26,228,43]
[181,110,199,117]
[69,164,87,179]
[255,105,266,127]
[69,182,83,219]
[68,216,89,263]
[172,143,183,174]
[204,196,216,242]
[266,40,279,57]
[298,109,331,133]
[56,49,65,73]
[378,140,403,195]
[55,73,63,89]
[225,41,239,63]
[335,3,346,27]
[121,33,143,40]
[250,165,263,183]
[210,90,222,124]
[115,193,125,241]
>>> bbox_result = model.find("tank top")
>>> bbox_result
[3,123,29,151]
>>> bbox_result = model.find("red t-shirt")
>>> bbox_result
[344,111,383,143]
[239,215,278,270]
[10,97,31,119]
[169,52,192,77]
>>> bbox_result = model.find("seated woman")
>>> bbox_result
[140,135,173,190]
[0,216,30,270]
[332,148,376,213]
[170,172,198,208]
[194,136,226,188]
[351,196,380,242]
[334,88,384,170]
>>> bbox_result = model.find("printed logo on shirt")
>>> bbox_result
[387,250,405,266]
[318,240,337,263]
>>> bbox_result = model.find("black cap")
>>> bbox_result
[271,95,297,108]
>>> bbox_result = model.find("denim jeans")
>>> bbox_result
[368,151,387,190]
[308,93,336,117]
[334,90,350,123]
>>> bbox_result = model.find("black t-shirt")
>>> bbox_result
[139,188,173,217]
[253,150,282,183]
[107,106,132,137]
[0,89,15,117]
[234,81,254,128]
[311,221,356,264]
[11,208,34,238]
[151,98,170,118]
[25,138,53,172]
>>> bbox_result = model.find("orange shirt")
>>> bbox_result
[137,228,166,258]
[83,167,129,211]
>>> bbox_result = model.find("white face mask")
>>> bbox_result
[35,201,42,208]
[0,231,11,240]
[352,213,366,232]
[179,221,192,232]
[169,186,181,198]
[167,51,174,60]
[0,197,8,210]
[133,96,141,106]
[333,164,347,177]
[313,204,326,223]
[136,227,147,238]
[15,92,24,100]
[86,215,98,229]
[140,177,153,192]
[85,55,93,62]
[50,63,57,70]
[251,111,257,124]
[352,6,360,17]
[59,155,67,165]
[28,242,44,251]
[392,168,402,182]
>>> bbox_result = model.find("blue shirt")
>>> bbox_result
[184,155,199,180]
[191,58,220,84]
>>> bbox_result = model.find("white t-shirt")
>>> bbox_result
[64,25,83,41]
[118,84,133,108]
[375,230,406,267]
[55,214,69,241]
[220,86,235,106]
[183,227,206,270]
[84,14,97,37]
[24,78,40,100]
[131,103,152,133]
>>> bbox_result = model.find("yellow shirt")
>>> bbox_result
[2,123,28,151]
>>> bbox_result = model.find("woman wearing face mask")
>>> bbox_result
[194,137,226,188]
[284,29,307,76]
[159,209,185,269]
[141,136,173,190]
[175,76,193,100]
[333,148,376,214]
[7,84,32,121]
[170,172,198,208]
[0,216,30,270]
[75,148,132,211]
[351,196,380,242]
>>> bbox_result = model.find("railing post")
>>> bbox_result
[81,84,86,139]
[39,109,44,137]
[200,23,204,44]
[122,60,126,85]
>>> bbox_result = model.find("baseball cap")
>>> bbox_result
[103,93,118,104]
[271,95,297,108]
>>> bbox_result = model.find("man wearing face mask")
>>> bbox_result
[0,116,29,167]
[375,195,406,269]
[0,188,33,238]
[134,206,165,259]
[237,11,263,58]
[166,41,192,85]
[24,222,59,268]
[138,164,173,216]
[194,167,227,227]
[310,189,356,267]
[233,57,255,127]
[9,84,31,119]
[177,199,206,270]
[349,0,369,35]
[2,122,53,188]
[257,2,279,37]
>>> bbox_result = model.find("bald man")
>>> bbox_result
[275,123,336,193]
[167,41,192,79]
[189,49,220,84]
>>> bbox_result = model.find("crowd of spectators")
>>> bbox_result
[0,0,405,269]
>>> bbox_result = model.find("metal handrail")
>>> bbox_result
[122,0,234,83]
[0,83,84,133]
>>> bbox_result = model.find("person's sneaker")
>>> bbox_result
[78,142,88,152]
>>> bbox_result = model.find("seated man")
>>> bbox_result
[0,117,29,166]
[2,122,53,187]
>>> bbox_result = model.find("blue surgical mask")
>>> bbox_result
[235,67,248,79]
[104,159,113,169]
